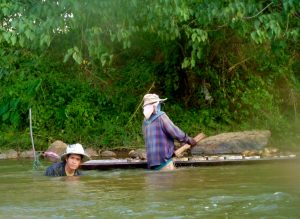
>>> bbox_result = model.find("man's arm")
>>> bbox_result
[160,114,195,145]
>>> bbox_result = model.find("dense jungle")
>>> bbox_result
[0,0,299,152]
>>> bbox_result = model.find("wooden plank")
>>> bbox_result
[80,156,298,170]
[81,159,148,170]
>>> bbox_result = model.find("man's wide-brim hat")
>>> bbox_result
[61,143,90,162]
[143,93,167,107]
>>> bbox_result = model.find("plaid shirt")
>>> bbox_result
[143,112,190,168]
[44,162,82,177]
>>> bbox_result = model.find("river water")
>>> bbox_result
[0,159,299,219]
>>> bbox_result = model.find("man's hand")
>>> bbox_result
[188,137,197,147]
[175,133,205,157]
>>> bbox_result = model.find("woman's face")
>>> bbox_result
[143,104,154,119]
[143,102,160,119]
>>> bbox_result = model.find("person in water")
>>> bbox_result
[142,93,197,171]
[45,143,90,177]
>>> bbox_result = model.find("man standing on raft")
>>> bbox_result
[142,94,197,171]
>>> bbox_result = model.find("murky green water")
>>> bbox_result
[0,159,299,219]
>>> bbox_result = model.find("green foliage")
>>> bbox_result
[0,46,156,149]
[2,0,298,67]
[0,1,300,151]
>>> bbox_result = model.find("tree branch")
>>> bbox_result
[228,57,252,72]
[243,2,273,19]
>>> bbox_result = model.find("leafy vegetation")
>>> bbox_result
[0,0,299,151]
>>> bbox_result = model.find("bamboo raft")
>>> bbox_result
[80,155,298,170]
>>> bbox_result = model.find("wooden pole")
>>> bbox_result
[29,108,36,157]
[174,133,205,157]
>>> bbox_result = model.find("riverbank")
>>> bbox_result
[1,147,299,162]
[0,147,136,160]
[1,131,299,161]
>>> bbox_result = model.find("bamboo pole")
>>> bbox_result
[174,133,205,157]
[29,108,36,160]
